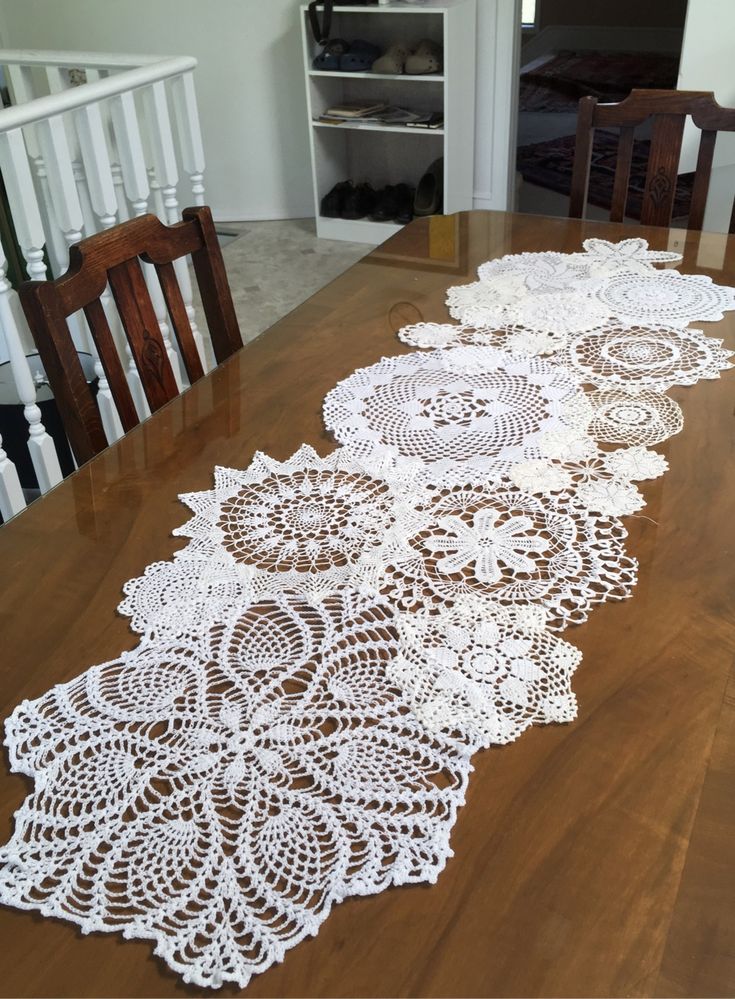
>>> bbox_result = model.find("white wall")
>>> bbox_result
[0,0,313,222]
[677,0,735,232]
[0,0,514,222]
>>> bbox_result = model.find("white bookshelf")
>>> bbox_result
[300,0,477,243]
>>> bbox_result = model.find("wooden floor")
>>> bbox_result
[0,212,733,997]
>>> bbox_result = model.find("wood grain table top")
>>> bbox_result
[0,211,733,998]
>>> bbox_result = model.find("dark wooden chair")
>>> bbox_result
[569,89,735,231]
[19,205,242,464]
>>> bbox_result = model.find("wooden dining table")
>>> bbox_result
[0,210,733,998]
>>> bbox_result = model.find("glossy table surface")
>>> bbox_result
[1,212,734,998]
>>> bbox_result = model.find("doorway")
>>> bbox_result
[514,0,690,221]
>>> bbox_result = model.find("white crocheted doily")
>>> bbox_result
[323,346,591,483]
[0,592,471,990]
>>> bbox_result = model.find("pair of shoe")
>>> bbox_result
[372,39,443,75]
[320,181,415,224]
[312,38,380,72]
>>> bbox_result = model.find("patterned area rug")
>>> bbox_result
[520,50,680,113]
[517,130,694,222]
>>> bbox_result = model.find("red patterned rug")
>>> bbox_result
[517,130,694,221]
[520,50,680,113]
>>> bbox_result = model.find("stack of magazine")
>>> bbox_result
[316,101,443,128]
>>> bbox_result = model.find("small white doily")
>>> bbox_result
[573,237,682,276]
[585,388,684,446]
[595,270,735,327]
[554,324,733,392]
[323,347,591,483]
[0,592,471,990]
[390,604,581,750]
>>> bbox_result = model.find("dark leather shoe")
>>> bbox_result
[394,183,414,224]
[413,157,444,216]
[371,185,401,221]
[321,180,352,218]
[341,183,377,219]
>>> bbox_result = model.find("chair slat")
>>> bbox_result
[183,206,242,363]
[689,130,717,231]
[20,283,107,464]
[107,259,180,412]
[155,260,205,384]
[83,298,140,433]
[569,96,597,219]
[610,127,635,223]
[640,114,686,227]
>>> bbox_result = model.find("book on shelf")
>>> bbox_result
[323,101,387,118]
[316,105,436,127]
[405,112,444,129]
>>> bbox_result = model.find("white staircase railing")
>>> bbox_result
[0,49,208,521]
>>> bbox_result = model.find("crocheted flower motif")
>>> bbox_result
[323,347,590,484]
[509,445,668,517]
[509,291,611,337]
[379,482,637,630]
[120,446,425,634]
[509,459,574,494]
[477,250,600,293]
[398,322,467,349]
[585,388,683,446]
[595,270,735,327]
[575,237,682,275]
[555,324,733,392]
[424,509,550,583]
[390,605,581,749]
[0,593,470,990]
[447,279,609,336]
[397,321,569,357]
[605,445,669,480]
[446,274,529,326]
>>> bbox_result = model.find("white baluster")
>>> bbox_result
[111,161,131,222]
[171,72,206,206]
[6,65,68,280]
[108,91,152,417]
[0,128,63,494]
[35,115,123,441]
[110,88,184,389]
[0,429,26,521]
[143,80,209,372]
[74,100,125,442]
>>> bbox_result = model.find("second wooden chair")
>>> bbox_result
[569,88,735,231]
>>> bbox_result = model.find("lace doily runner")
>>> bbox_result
[1,237,733,989]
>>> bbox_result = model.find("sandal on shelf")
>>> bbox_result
[413,158,444,216]
[405,38,443,75]
[371,41,412,75]
[340,39,381,71]
[312,38,349,71]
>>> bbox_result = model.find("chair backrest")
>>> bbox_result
[569,89,735,231]
[19,205,242,464]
